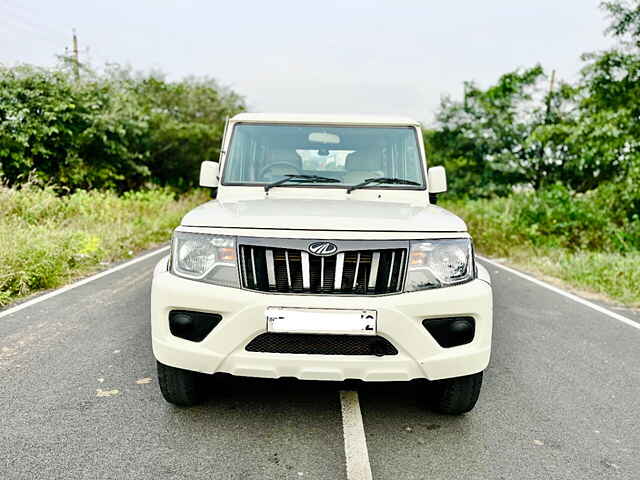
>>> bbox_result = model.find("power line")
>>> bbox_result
[1,1,115,71]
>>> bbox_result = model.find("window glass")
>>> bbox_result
[222,124,424,188]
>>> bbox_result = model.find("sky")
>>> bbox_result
[0,0,615,124]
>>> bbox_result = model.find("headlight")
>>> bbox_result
[171,231,240,288]
[405,238,475,292]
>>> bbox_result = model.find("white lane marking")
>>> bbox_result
[0,246,170,319]
[339,390,373,480]
[479,255,640,332]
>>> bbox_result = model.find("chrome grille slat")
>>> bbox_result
[250,248,257,289]
[301,252,310,289]
[240,246,249,287]
[387,251,395,289]
[368,252,380,290]
[284,250,292,289]
[396,250,405,291]
[334,253,344,290]
[265,249,276,288]
[352,252,361,290]
[239,242,406,295]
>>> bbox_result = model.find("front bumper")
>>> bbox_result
[151,257,493,382]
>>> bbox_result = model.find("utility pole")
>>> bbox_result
[545,69,556,119]
[72,28,80,80]
[463,82,468,112]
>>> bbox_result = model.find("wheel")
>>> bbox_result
[426,371,483,415]
[157,361,207,407]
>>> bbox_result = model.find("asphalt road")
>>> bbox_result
[1,248,638,480]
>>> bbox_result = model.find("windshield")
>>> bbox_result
[222,124,425,189]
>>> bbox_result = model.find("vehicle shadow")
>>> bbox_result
[197,374,457,423]
[202,374,428,406]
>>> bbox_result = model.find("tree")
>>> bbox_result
[568,1,640,192]
[132,73,245,190]
[0,65,148,191]
[0,63,245,192]
[426,66,577,196]
[427,0,640,201]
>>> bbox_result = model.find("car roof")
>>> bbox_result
[230,112,421,127]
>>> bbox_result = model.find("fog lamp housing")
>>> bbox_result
[169,310,222,342]
[422,316,475,348]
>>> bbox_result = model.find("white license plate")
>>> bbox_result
[266,307,377,335]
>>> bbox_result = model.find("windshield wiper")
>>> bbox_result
[346,176,421,194]
[264,174,341,192]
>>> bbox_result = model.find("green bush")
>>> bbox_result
[525,250,640,307]
[425,1,640,221]
[0,185,208,306]
[448,184,639,253]
[0,64,244,193]
[444,184,640,307]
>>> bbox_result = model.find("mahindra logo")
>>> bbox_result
[308,241,338,256]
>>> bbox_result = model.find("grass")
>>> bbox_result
[3,183,637,310]
[0,185,209,307]
[444,195,640,309]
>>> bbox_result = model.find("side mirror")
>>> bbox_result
[199,161,219,188]
[428,166,447,204]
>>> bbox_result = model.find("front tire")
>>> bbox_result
[157,361,207,407]
[427,371,483,415]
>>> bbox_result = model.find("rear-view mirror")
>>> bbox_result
[199,161,219,188]
[309,132,340,144]
[428,166,447,194]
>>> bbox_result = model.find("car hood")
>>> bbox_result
[181,198,467,232]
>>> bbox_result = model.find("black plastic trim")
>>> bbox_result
[245,333,398,356]
[169,310,222,342]
[422,316,475,348]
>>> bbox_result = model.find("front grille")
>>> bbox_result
[246,333,398,356]
[239,240,407,295]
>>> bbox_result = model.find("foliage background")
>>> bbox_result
[425,1,639,204]
[0,185,208,306]
[425,1,640,306]
[0,61,243,306]
[0,63,244,192]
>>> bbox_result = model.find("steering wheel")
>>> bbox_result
[258,162,302,180]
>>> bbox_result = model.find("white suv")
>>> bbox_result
[151,113,492,414]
